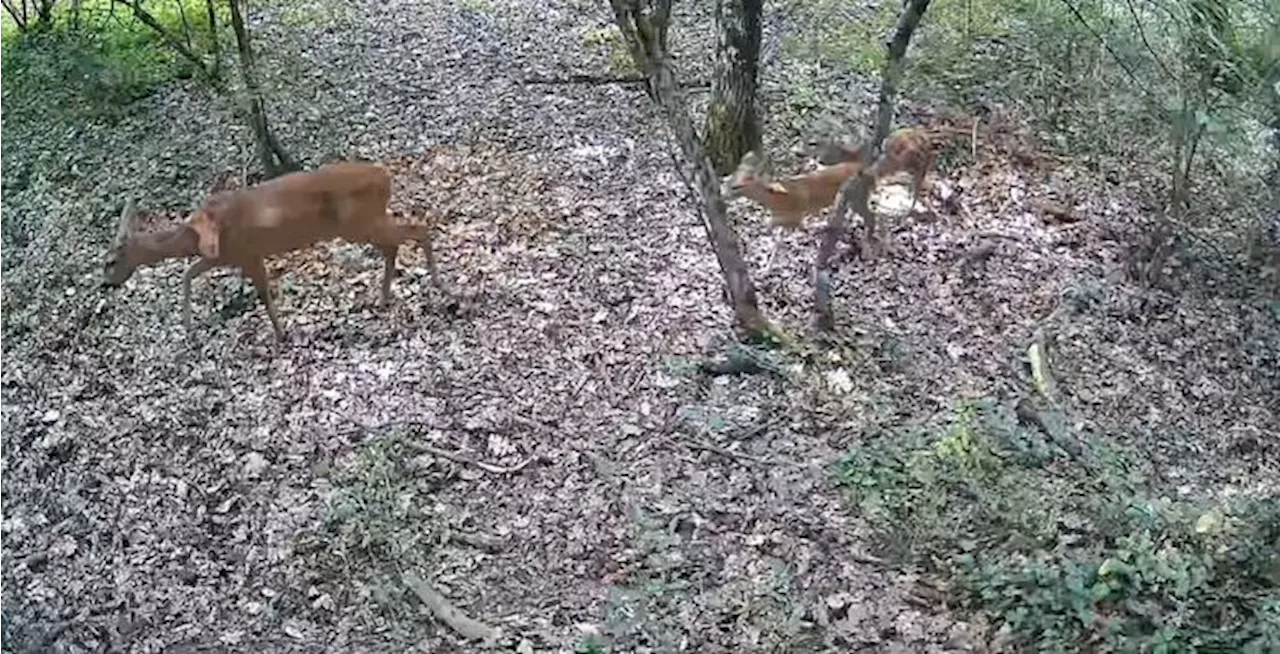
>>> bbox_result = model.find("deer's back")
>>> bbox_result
[209,163,392,261]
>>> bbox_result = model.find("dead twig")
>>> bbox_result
[850,551,888,566]
[521,74,710,89]
[682,437,805,468]
[401,571,501,642]
[447,530,506,554]
[336,415,533,475]
[408,441,535,475]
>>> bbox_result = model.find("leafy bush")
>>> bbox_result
[836,399,1280,652]
[1,0,223,118]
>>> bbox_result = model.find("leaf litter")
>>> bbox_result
[2,0,1277,652]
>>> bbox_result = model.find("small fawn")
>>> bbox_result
[102,161,445,342]
[724,151,864,270]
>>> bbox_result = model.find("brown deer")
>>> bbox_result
[724,151,865,270]
[812,124,974,254]
[817,125,973,215]
[101,161,444,342]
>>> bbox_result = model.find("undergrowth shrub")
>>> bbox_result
[291,432,445,621]
[836,398,1280,652]
[1,0,223,119]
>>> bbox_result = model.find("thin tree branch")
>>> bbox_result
[1,0,29,31]
[115,0,216,84]
[176,0,194,51]
[1123,0,1174,83]
[1053,0,1166,118]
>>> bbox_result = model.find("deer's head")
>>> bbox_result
[724,151,766,199]
[102,200,144,288]
[102,200,213,287]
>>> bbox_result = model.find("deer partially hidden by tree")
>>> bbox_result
[725,124,974,267]
[724,151,865,270]
[102,162,445,342]
[816,125,974,215]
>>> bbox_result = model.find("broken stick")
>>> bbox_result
[402,571,502,643]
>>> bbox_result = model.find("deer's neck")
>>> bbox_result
[133,225,201,266]
[737,177,786,206]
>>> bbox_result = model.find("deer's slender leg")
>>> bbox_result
[181,258,217,334]
[243,259,284,342]
[379,244,398,306]
[380,223,446,295]
[908,157,930,214]
[403,224,444,292]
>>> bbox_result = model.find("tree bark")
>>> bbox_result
[205,0,221,80]
[704,0,763,175]
[611,0,772,339]
[228,0,298,178]
[35,0,54,26]
[814,0,933,331]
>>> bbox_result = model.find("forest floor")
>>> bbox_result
[2,0,1277,652]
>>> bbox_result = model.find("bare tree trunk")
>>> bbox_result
[228,0,299,178]
[205,0,221,80]
[35,0,54,27]
[814,0,933,331]
[611,0,772,339]
[704,0,763,175]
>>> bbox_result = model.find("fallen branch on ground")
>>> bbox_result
[448,530,507,553]
[522,74,710,89]
[336,415,535,475]
[682,437,805,468]
[699,343,789,377]
[408,441,535,475]
[402,571,502,642]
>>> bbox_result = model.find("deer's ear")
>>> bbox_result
[766,181,790,195]
[186,211,221,259]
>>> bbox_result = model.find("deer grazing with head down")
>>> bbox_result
[102,161,444,342]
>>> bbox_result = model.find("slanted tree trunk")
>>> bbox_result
[228,0,298,179]
[1,0,30,33]
[704,0,763,175]
[205,0,221,79]
[611,0,773,339]
[814,0,933,331]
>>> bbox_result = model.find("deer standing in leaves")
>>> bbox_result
[816,125,973,214]
[724,151,865,271]
[102,162,444,342]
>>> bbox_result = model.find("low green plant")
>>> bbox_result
[2,0,223,119]
[319,434,439,569]
[574,635,609,654]
[581,24,637,76]
[836,399,1280,652]
[458,0,494,15]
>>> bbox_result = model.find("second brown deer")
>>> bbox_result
[724,151,865,271]
[814,124,974,253]
[818,125,973,213]
[102,161,445,342]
